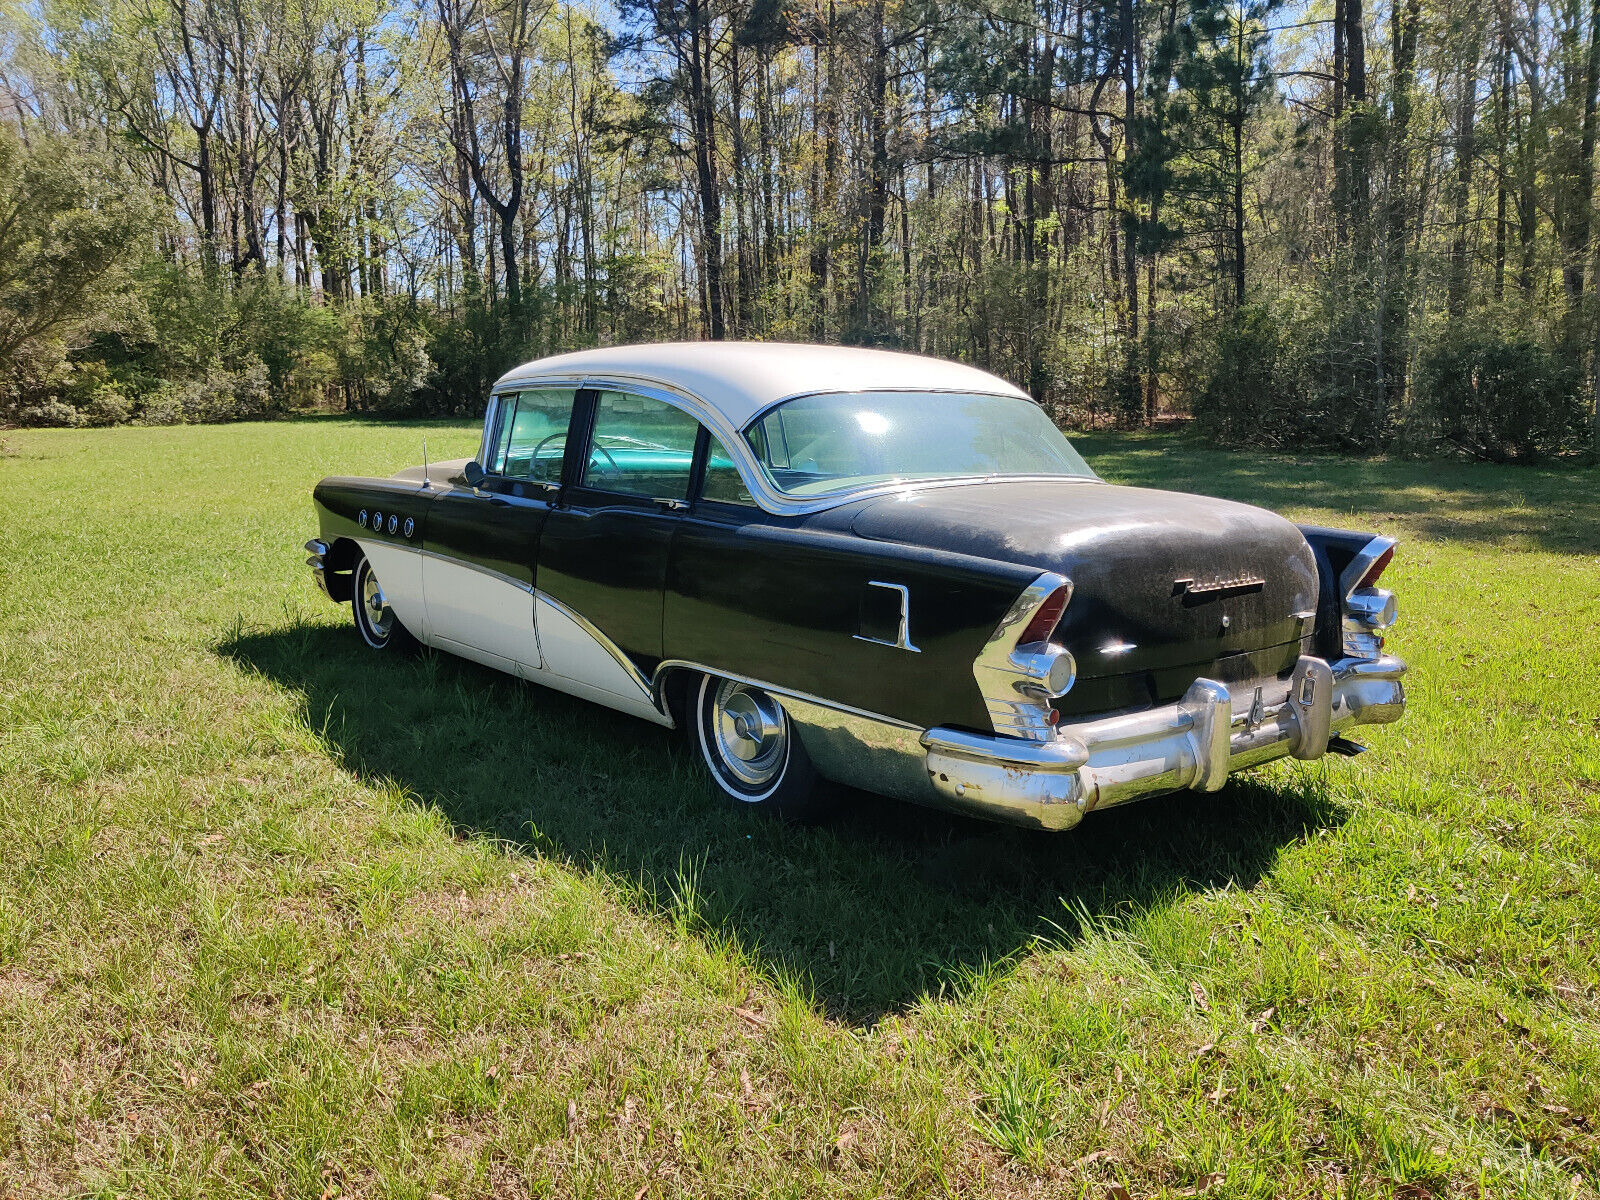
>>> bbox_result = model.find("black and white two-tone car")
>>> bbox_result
[305,343,1406,830]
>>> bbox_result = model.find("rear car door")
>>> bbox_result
[421,387,577,675]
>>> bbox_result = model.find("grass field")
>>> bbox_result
[1,419,1597,1199]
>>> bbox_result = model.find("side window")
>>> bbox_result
[490,389,577,482]
[701,435,757,506]
[582,390,700,501]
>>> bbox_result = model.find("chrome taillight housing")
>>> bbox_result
[1340,537,1398,660]
[975,574,1077,740]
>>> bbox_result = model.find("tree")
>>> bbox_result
[0,130,152,373]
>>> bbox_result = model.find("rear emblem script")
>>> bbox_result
[1173,575,1266,604]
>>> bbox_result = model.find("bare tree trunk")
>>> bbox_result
[1447,29,1482,319]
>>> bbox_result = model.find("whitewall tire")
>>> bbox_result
[693,675,833,821]
[351,554,418,653]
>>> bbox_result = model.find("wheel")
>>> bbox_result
[693,675,834,821]
[351,554,418,653]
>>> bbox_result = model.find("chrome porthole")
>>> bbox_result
[707,678,789,791]
[403,517,415,538]
[387,513,398,534]
[372,510,383,532]
[358,509,368,527]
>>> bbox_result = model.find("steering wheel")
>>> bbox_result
[587,443,620,478]
[528,432,567,481]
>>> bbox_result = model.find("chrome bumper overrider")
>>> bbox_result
[305,539,330,595]
[915,654,1405,830]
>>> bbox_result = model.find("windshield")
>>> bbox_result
[744,391,1097,497]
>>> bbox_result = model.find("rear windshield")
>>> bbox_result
[744,391,1096,497]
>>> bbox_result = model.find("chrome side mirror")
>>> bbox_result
[463,460,486,488]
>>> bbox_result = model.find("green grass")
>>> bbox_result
[1,419,1597,1198]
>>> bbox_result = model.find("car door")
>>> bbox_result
[421,386,577,676]
[532,387,702,719]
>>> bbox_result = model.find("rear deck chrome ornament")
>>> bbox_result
[1173,575,1266,601]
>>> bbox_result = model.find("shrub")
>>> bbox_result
[1190,303,1312,449]
[1415,329,1589,463]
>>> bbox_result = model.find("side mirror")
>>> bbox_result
[463,460,486,488]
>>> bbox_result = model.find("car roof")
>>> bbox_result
[493,341,1032,428]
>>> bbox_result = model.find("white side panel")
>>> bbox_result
[356,540,429,640]
[527,668,674,726]
[431,636,520,679]
[533,594,665,724]
[421,556,540,672]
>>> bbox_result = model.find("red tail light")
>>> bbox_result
[1356,545,1394,589]
[1019,585,1070,644]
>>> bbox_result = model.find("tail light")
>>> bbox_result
[975,574,1077,741]
[1354,544,1394,589]
[1340,537,1397,660]
[1018,584,1071,645]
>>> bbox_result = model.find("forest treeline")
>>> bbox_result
[1,0,1598,461]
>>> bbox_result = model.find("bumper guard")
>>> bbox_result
[919,654,1406,831]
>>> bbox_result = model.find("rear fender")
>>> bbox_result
[1296,525,1390,661]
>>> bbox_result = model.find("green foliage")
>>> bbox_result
[0,127,154,423]
[1191,303,1310,448]
[1415,325,1590,463]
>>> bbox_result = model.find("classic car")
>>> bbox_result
[304,343,1406,831]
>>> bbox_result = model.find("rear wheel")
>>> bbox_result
[694,675,834,821]
[351,554,418,653]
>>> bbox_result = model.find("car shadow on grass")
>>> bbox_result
[222,622,1347,1026]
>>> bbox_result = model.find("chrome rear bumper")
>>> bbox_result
[915,654,1405,831]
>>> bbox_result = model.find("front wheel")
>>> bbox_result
[351,554,418,653]
[694,675,834,821]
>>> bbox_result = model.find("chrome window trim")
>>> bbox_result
[489,374,1102,518]
[478,392,503,468]
[478,385,581,485]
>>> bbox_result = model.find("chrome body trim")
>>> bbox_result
[972,572,1074,741]
[653,649,1404,833]
[915,653,1407,831]
[535,590,656,700]
[419,547,535,595]
[852,580,921,652]
[1338,535,1397,597]
[650,659,921,731]
[305,539,330,595]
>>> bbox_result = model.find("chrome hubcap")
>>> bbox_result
[361,567,393,638]
[710,680,787,788]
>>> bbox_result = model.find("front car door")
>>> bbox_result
[421,386,577,675]
[532,387,703,720]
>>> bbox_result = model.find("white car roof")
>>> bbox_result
[493,341,1032,428]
